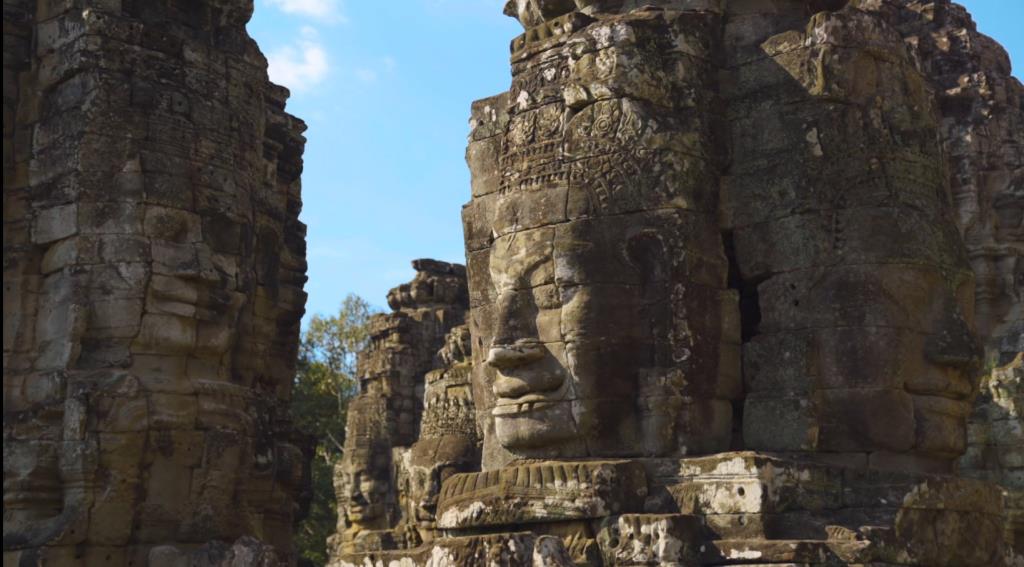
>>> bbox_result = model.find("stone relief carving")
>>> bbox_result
[892,1,1024,549]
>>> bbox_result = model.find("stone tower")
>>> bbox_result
[332,1,1022,565]
[3,1,309,564]
[327,261,472,562]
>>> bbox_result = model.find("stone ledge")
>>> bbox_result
[436,460,648,529]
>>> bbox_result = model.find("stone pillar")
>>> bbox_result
[402,324,480,544]
[2,1,309,564]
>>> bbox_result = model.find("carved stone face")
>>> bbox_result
[465,12,731,463]
[826,265,980,458]
[745,260,981,459]
[482,210,728,459]
[407,439,471,526]
[337,451,389,529]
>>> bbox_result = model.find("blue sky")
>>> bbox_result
[246,0,1024,318]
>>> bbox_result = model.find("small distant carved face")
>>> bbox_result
[338,456,389,529]
[408,463,460,523]
[818,265,981,455]
[345,471,387,524]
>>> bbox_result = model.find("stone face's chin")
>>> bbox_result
[346,502,381,523]
[493,400,578,449]
[909,390,973,457]
[909,366,974,401]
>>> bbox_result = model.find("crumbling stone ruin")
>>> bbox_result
[327,261,472,562]
[3,1,308,565]
[330,1,1023,566]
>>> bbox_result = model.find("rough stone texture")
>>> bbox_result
[960,354,1024,551]
[401,324,480,544]
[362,259,469,447]
[893,1,1022,362]
[328,1,1022,565]
[327,262,472,562]
[724,0,981,470]
[3,1,308,564]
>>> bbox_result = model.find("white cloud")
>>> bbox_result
[265,0,346,22]
[354,56,397,84]
[266,27,329,93]
[354,68,378,83]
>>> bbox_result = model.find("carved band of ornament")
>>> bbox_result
[509,59,573,89]
[194,379,254,401]
[425,365,472,387]
[420,425,476,440]
[512,12,596,58]
[500,163,567,185]
[423,394,473,409]
[438,461,643,502]
[502,137,564,159]
[499,172,570,194]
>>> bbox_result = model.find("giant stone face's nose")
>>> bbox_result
[485,344,544,370]
[924,307,983,372]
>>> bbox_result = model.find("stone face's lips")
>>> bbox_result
[493,395,579,449]
[492,376,571,416]
[492,399,565,416]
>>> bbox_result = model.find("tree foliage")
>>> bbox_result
[292,294,375,566]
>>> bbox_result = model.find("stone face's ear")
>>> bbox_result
[625,231,672,370]
[625,231,667,290]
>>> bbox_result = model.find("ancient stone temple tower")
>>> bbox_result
[328,260,472,562]
[3,1,308,564]
[331,0,1022,565]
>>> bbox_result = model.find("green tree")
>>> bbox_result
[292,294,375,565]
